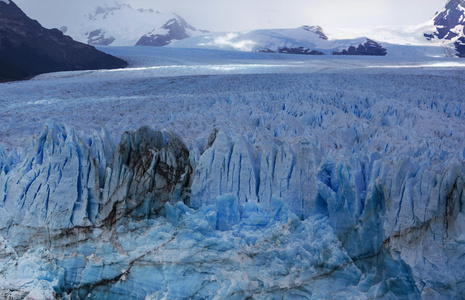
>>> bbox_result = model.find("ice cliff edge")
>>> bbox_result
[0,120,464,299]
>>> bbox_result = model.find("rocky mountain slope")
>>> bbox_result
[135,15,206,47]
[0,0,127,82]
[424,0,465,56]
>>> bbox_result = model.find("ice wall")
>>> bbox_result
[0,120,464,299]
[0,121,100,230]
[191,127,465,298]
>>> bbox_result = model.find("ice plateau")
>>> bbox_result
[0,47,465,299]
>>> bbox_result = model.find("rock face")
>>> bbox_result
[257,47,325,55]
[424,0,465,56]
[301,25,328,40]
[333,39,387,56]
[278,47,325,55]
[455,36,465,56]
[100,127,192,226]
[426,0,465,40]
[0,0,127,82]
[135,15,200,47]
[87,29,115,46]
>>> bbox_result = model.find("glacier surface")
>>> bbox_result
[0,47,464,299]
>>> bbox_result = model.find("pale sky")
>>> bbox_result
[15,0,446,32]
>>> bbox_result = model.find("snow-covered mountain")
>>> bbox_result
[0,0,126,82]
[61,3,204,46]
[170,25,387,56]
[64,7,386,56]
[424,0,465,56]
[136,15,208,47]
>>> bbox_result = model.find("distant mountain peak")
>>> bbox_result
[426,0,465,40]
[424,0,465,56]
[445,0,465,9]
[135,15,200,47]
[62,4,200,46]
[301,25,328,40]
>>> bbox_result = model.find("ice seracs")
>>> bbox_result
[0,13,465,298]
[1,74,464,297]
[0,121,100,231]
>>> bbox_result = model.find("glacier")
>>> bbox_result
[0,118,463,299]
[0,47,465,299]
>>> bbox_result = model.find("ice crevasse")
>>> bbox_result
[0,120,464,299]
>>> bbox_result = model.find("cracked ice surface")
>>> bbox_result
[0,47,464,299]
[1,47,465,151]
[0,198,378,299]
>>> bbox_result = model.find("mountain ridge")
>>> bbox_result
[0,0,127,82]
[168,25,387,56]
[425,0,465,56]
[61,3,205,46]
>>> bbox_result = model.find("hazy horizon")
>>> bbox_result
[15,0,446,32]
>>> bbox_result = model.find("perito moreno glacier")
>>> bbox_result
[1,46,465,299]
[3,0,465,298]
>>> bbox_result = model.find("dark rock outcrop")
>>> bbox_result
[0,0,127,82]
[257,47,325,55]
[455,36,465,56]
[87,29,115,46]
[333,39,387,56]
[301,25,328,40]
[136,15,197,47]
[279,47,324,55]
[100,127,192,226]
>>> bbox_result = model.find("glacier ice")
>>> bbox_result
[0,121,99,231]
[0,189,366,299]
[1,49,465,299]
[0,119,463,299]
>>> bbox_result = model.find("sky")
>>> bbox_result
[15,0,447,32]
